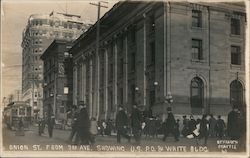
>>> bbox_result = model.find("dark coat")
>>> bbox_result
[199,118,209,135]
[77,108,90,131]
[165,112,176,130]
[215,119,226,131]
[71,110,79,128]
[116,110,128,129]
[183,118,189,127]
[188,119,197,132]
[227,110,240,138]
[131,108,142,129]
[47,117,55,128]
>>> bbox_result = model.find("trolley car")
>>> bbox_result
[3,101,32,130]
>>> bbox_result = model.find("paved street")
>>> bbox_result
[2,124,245,153]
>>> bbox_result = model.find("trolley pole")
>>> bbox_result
[90,1,108,119]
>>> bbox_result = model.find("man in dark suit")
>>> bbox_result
[68,105,79,143]
[47,115,55,138]
[162,107,179,142]
[131,105,142,144]
[198,114,210,145]
[76,103,90,145]
[227,107,241,139]
[115,105,130,143]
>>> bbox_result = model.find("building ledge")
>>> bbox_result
[230,64,242,70]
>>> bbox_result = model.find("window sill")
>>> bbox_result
[230,64,242,69]
[230,34,242,38]
[191,26,205,31]
[191,59,206,63]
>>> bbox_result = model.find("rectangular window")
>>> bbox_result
[77,24,81,30]
[12,109,18,116]
[231,46,241,65]
[192,10,202,27]
[69,23,73,29]
[192,39,203,60]
[19,108,25,116]
[231,18,240,35]
[63,22,67,28]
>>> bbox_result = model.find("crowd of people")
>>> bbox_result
[37,103,245,146]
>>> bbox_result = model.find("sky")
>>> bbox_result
[1,0,117,100]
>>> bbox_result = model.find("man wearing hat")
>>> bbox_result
[162,107,179,141]
[68,105,79,143]
[227,106,241,139]
[76,102,91,144]
[115,105,131,143]
[131,105,142,144]
[47,115,55,138]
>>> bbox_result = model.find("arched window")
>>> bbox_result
[190,77,204,109]
[230,80,243,109]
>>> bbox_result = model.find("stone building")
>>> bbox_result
[41,39,73,121]
[70,1,246,121]
[21,11,91,118]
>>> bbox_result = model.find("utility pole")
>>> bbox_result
[90,1,108,119]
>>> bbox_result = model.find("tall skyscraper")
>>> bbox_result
[21,11,91,118]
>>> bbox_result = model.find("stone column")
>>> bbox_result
[124,34,128,105]
[89,59,93,118]
[96,52,100,119]
[79,63,83,101]
[114,39,118,114]
[82,62,86,102]
[143,16,147,107]
[73,64,78,105]
[104,48,108,120]
[163,2,167,97]
[166,2,171,95]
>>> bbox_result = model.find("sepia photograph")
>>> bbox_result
[1,0,249,157]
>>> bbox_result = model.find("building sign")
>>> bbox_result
[64,87,69,94]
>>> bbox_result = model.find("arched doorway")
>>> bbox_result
[190,77,204,114]
[230,80,243,109]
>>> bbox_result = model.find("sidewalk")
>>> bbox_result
[3,124,245,152]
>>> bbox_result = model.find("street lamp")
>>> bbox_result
[153,81,158,86]
[135,87,139,91]
[165,92,173,103]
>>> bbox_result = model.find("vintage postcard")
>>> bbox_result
[1,0,249,157]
